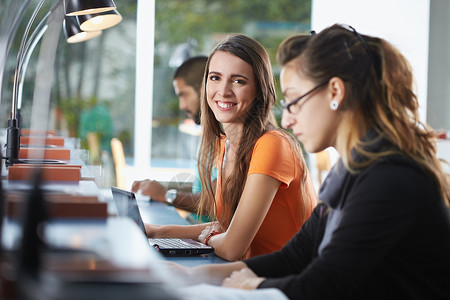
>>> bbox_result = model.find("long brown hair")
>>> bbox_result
[295,24,449,206]
[197,34,296,226]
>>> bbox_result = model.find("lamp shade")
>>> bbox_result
[78,9,122,31]
[63,16,102,43]
[64,0,116,16]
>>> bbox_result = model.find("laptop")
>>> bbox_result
[111,187,214,256]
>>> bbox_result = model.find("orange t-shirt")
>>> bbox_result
[215,130,317,258]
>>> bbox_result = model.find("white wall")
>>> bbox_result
[134,0,154,168]
[427,0,450,131]
[311,0,430,122]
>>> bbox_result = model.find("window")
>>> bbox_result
[146,0,311,183]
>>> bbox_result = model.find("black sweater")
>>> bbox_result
[245,156,450,299]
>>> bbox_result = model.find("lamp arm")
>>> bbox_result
[5,0,62,165]
[0,0,33,109]
[18,0,63,70]
[18,25,49,110]
[12,0,63,119]
[12,0,46,120]
[17,1,65,112]
[1,1,34,58]
[21,19,51,66]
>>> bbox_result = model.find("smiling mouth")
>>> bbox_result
[217,101,237,110]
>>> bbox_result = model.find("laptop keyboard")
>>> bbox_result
[148,238,211,249]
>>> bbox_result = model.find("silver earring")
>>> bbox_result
[330,100,339,111]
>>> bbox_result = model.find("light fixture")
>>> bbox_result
[5,0,120,166]
[77,9,122,31]
[64,0,116,16]
[64,15,102,43]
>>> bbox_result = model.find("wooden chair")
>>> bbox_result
[86,132,101,165]
[110,137,127,189]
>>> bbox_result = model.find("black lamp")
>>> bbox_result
[64,0,116,16]
[16,8,102,138]
[77,9,122,31]
[4,0,119,166]
[64,15,102,43]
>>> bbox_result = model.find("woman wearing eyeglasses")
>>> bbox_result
[146,34,318,261]
[170,24,450,299]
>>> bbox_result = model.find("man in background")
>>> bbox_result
[173,56,207,125]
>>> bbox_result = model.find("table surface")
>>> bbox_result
[1,158,97,181]
[102,188,227,266]
[2,183,226,267]
[1,182,227,300]
[0,138,222,298]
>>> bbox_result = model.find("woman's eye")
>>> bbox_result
[233,79,245,84]
[209,75,219,81]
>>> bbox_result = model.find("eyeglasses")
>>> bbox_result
[280,80,329,114]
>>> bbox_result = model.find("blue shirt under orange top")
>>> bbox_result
[215,130,317,258]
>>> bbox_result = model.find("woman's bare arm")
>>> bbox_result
[145,223,211,239]
[201,174,281,261]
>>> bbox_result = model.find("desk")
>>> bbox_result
[3,178,100,196]
[139,198,227,267]
[1,180,106,250]
[1,158,96,181]
[101,188,227,267]
[2,183,226,266]
[1,217,180,299]
[1,185,226,299]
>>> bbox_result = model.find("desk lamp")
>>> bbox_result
[78,9,122,32]
[3,0,119,166]
[65,0,117,16]
[0,168,3,255]
[64,15,102,43]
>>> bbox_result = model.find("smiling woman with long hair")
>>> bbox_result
[145,34,317,262]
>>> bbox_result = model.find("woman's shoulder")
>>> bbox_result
[257,129,292,144]
[358,154,438,196]
[250,130,301,164]
[253,129,301,157]
[365,154,426,176]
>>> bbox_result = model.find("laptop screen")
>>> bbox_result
[111,187,147,235]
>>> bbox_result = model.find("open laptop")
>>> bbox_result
[111,187,213,256]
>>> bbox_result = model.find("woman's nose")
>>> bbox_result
[217,82,232,97]
[281,110,295,129]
